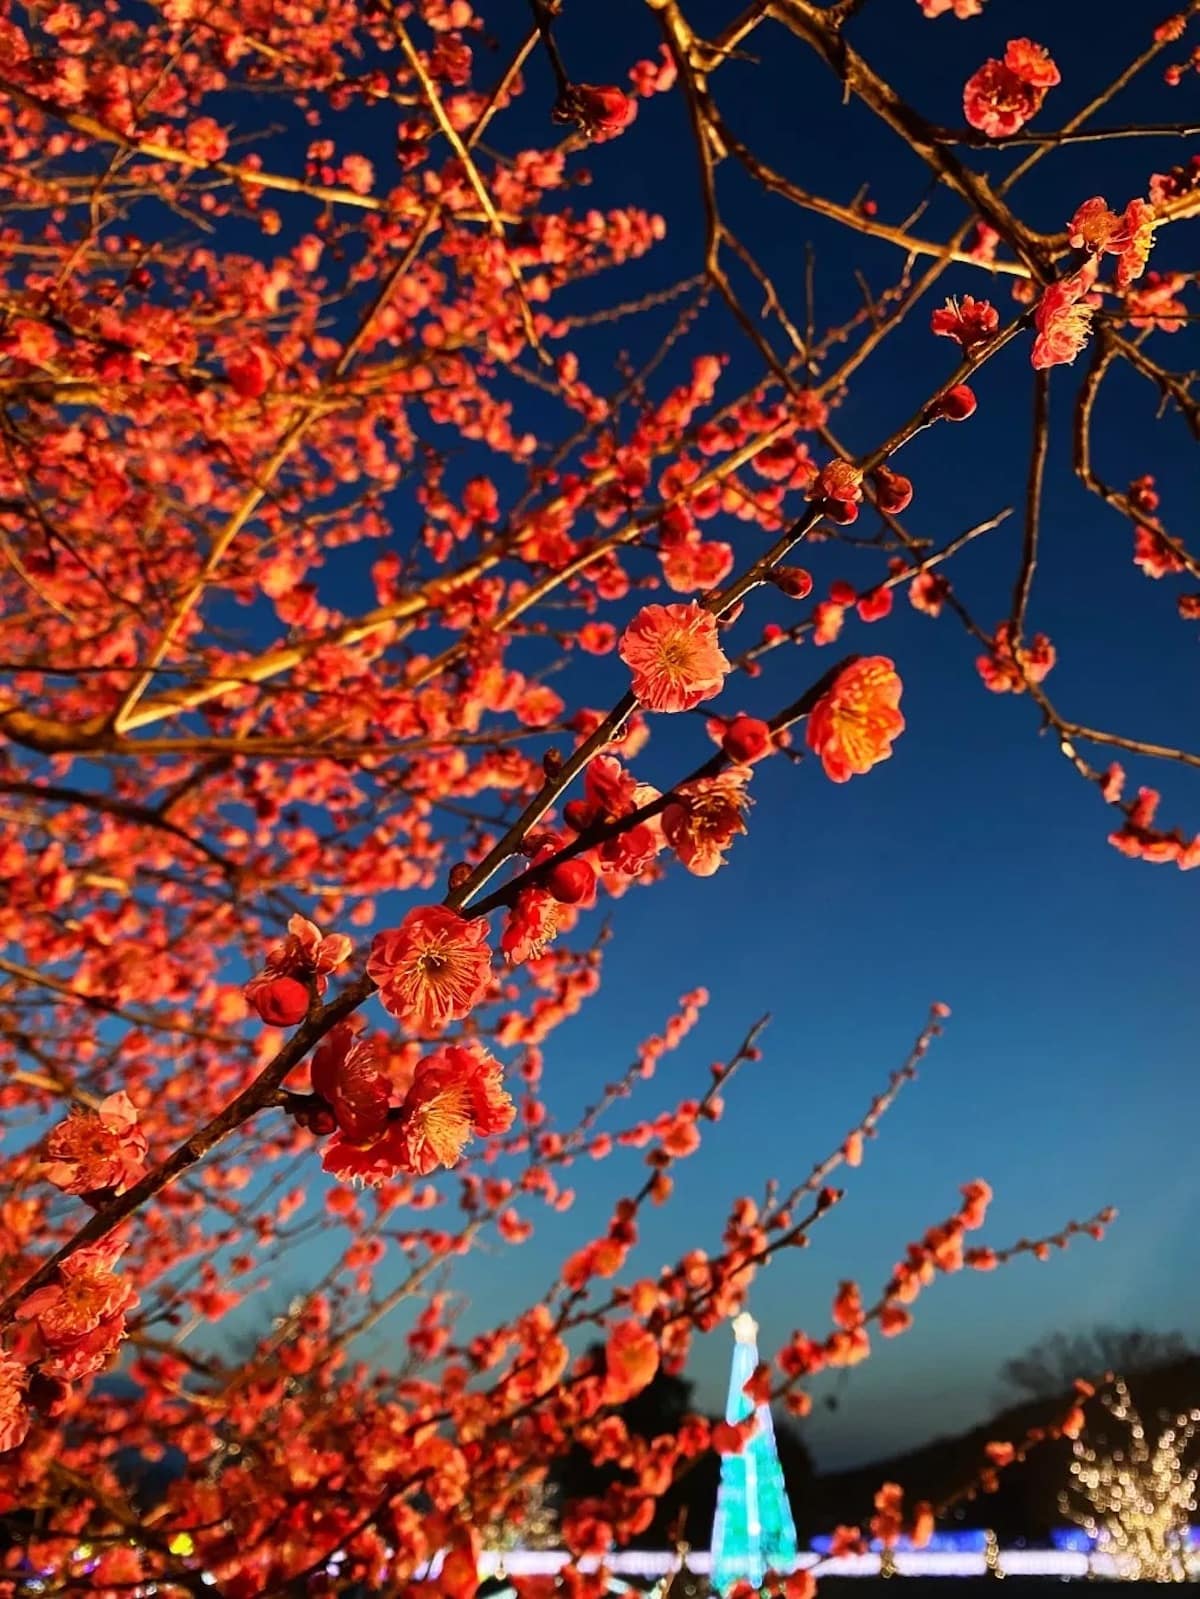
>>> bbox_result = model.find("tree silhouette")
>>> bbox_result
[1002,1328,1194,1402]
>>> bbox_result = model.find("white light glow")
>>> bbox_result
[477,1546,1155,1580]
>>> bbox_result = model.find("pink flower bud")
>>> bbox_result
[773,566,814,599]
[248,974,310,1026]
[721,715,772,764]
[545,858,596,905]
[872,466,914,514]
[930,383,977,422]
[555,84,638,141]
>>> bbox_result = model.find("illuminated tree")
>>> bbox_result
[0,0,1185,1590]
[1003,1328,1194,1401]
[711,1313,799,1594]
[482,1476,560,1555]
[1063,1378,1200,1582]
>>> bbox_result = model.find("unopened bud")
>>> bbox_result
[929,383,977,423]
[773,567,814,600]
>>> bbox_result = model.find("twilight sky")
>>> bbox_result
[417,0,1200,1469]
[221,0,1200,1472]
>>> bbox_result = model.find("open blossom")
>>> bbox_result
[1133,524,1185,579]
[976,622,1056,692]
[880,1304,913,1337]
[568,756,666,877]
[321,1128,407,1187]
[1068,195,1127,254]
[322,1043,513,1183]
[1004,38,1061,88]
[871,1482,905,1546]
[663,770,750,877]
[909,570,950,616]
[43,1091,146,1196]
[833,1279,865,1330]
[1067,196,1157,289]
[919,0,983,14]
[184,116,228,164]
[501,885,565,964]
[806,657,906,783]
[619,601,730,713]
[17,1245,137,1380]
[1114,200,1156,290]
[394,1044,514,1176]
[245,914,353,1026]
[960,1177,993,1229]
[604,1321,660,1403]
[930,295,998,350]
[1031,262,1098,370]
[269,915,353,980]
[963,59,1039,136]
[0,1351,31,1453]
[1106,786,1200,869]
[310,1026,390,1143]
[662,532,734,595]
[367,905,492,1032]
[712,1420,749,1455]
[1126,271,1188,333]
[808,458,863,524]
[963,40,1059,137]
[629,45,677,97]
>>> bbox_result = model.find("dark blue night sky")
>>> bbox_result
[386,0,1200,1469]
[225,0,1200,1470]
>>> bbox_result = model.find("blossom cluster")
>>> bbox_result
[976,623,1057,694]
[963,39,1060,138]
[244,914,354,1027]
[310,1027,516,1184]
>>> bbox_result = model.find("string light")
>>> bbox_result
[481,1475,559,1557]
[1062,1375,1200,1582]
[984,1528,1004,1580]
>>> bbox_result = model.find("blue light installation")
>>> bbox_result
[811,1531,989,1555]
[710,1312,799,1594]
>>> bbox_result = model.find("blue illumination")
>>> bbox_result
[1051,1529,1095,1553]
[812,1531,989,1555]
[1051,1526,1200,1552]
[710,1314,799,1594]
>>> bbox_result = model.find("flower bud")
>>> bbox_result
[872,466,914,514]
[563,799,596,832]
[929,384,977,422]
[554,84,638,141]
[721,715,772,765]
[772,566,814,599]
[545,857,596,905]
[247,975,309,1026]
